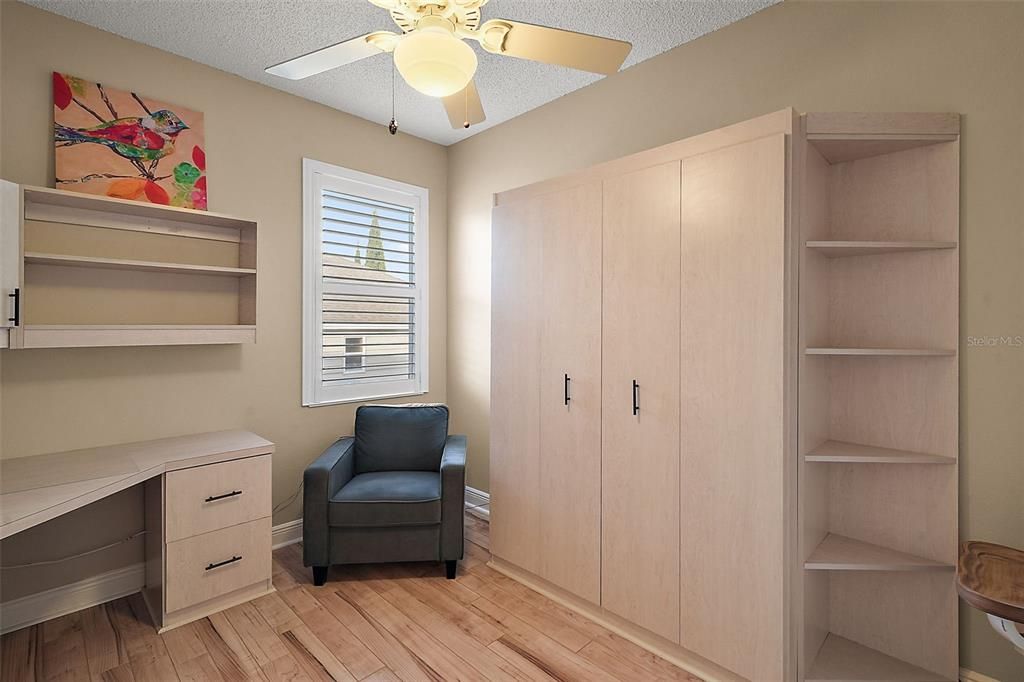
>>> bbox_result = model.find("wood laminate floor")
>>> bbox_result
[0,513,700,681]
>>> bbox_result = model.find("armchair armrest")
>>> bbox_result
[303,437,355,567]
[440,435,467,561]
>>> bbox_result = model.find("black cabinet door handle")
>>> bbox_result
[632,380,639,415]
[564,373,571,405]
[205,555,242,571]
[205,490,242,502]
[8,288,19,326]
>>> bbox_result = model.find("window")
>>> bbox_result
[302,159,429,406]
[344,336,365,373]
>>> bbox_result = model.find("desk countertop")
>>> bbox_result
[0,430,274,539]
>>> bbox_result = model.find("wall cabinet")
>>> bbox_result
[0,183,258,349]
[490,110,959,682]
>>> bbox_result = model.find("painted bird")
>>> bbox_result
[54,110,189,165]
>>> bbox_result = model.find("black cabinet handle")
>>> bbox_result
[8,288,19,326]
[205,490,242,502]
[564,373,571,405]
[205,555,242,571]
[632,380,639,415]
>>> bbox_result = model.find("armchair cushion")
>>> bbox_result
[329,471,441,528]
[354,404,449,473]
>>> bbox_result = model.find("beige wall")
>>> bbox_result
[1,1,1021,677]
[446,2,1023,679]
[0,2,447,600]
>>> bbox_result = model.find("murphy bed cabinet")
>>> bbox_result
[489,110,960,682]
[0,182,258,349]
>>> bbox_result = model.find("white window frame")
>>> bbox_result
[302,159,429,406]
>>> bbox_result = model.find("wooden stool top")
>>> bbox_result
[957,541,1024,623]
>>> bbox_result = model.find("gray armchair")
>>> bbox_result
[303,404,466,585]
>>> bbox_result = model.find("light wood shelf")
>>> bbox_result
[23,185,254,233]
[21,325,256,348]
[805,347,955,357]
[805,440,954,464]
[807,633,953,682]
[25,252,256,277]
[799,112,960,679]
[805,533,953,572]
[805,241,957,257]
[3,183,260,348]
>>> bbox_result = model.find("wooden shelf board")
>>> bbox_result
[805,241,957,257]
[805,533,953,572]
[23,185,254,230]
[805,347,955,357]
[807,633,952,682]
[806,134,957,164]
[25,252,255,277]
[805,440,954,464]
[21,325,256,348]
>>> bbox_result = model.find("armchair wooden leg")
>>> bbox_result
[312,566,328,586]
[445,560,457,579]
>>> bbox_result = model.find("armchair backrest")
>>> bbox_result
[354,404,449,473]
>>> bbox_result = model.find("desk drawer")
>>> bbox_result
[165,455,270,541]
[165,517,271,613]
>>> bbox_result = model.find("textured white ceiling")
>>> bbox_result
[23,0,778,145]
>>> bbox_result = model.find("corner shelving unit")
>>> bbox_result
[1,184,258,348]
[797,113,960,681]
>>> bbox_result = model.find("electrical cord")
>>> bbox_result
[273,477,304,515]
[0,530,148,570]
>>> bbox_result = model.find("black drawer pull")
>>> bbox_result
[564,373,571,405]
[205,555,242,571]
[205,490,242,502]
[632,380,639,416]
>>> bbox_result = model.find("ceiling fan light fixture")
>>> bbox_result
[393,27,477,98]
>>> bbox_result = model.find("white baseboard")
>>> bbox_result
[0,562,145,635]
[272,518,303,549]
[960,667,1002,682]
[465,485,490,520]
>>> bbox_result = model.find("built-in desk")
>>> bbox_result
[0,430,275,631]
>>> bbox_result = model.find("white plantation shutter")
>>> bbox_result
[303,160,429,405]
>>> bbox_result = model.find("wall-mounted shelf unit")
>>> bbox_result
[0,182,258,348]
[798,113,960,681]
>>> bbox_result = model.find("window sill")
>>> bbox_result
[302,389,429,408]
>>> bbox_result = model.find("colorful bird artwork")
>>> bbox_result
[53,72,207,209]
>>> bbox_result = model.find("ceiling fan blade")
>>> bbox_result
[266,32,396,79]
[443,81,486,129]
[485,20,631,75]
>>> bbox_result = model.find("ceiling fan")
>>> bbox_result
[265,0,632,130]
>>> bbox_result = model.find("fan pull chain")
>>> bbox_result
[464,86,470,129]
[388,59,399,135]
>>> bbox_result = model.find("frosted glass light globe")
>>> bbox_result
[394,28,477,98]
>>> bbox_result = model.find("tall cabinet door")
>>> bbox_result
[678,134,788,680]
[601,162,681,641]
[490,197,542,575]
[538,182,602,603]
[0,180,21,338]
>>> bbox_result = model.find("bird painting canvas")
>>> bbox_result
[53,72,207,210]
